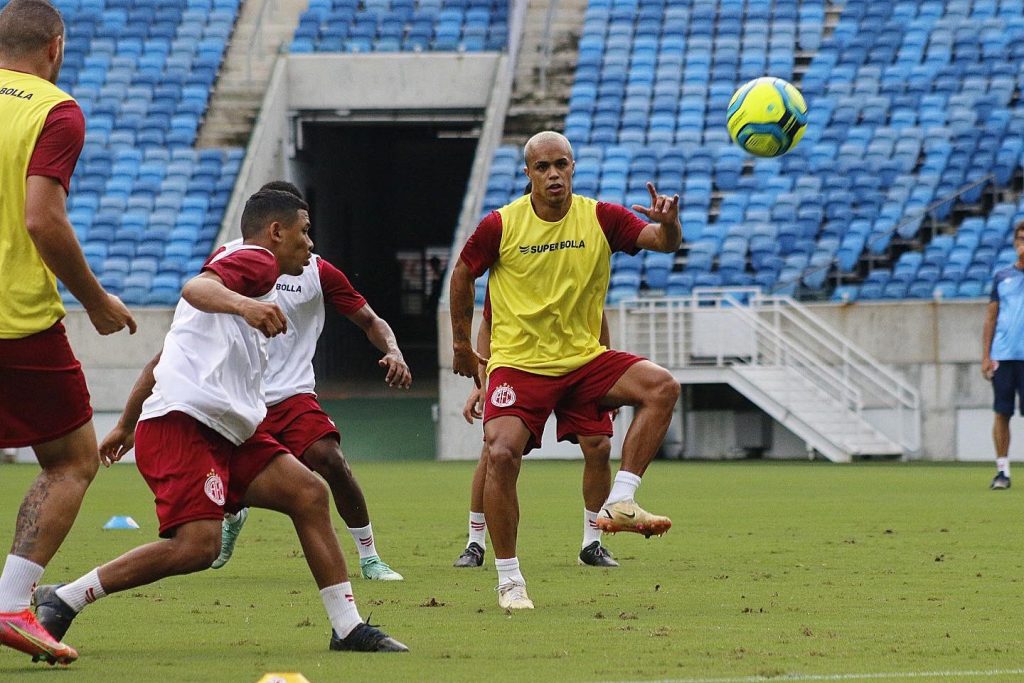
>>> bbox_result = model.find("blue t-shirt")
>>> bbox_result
[990,265,1024,360]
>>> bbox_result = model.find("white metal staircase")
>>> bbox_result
[617,288,921,462]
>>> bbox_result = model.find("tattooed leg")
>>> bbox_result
[9,422,99,565]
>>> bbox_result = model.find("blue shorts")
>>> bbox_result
[992,360,1024,416]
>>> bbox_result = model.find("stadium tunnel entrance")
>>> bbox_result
[295,121,478,394]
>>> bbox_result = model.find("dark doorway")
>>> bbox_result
[295,122,477,394]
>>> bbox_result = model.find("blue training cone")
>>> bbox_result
[103,515,140,530]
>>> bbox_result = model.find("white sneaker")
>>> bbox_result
[496,581,534,610]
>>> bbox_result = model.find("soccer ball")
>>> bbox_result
[726,77,808,157]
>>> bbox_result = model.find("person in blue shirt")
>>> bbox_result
[982,223,1024,490]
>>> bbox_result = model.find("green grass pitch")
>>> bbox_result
[1,460,1023,682]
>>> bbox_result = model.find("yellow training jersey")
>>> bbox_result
[486,194,614,377]
[0,69,75,339]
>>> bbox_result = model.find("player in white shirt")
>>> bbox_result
[209,181,412,582]
[33,189,409,654]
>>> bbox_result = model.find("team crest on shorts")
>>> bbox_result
[204,470,226,506]
[490,382,517,408]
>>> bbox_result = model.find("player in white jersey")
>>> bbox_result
[209,181,411,582]
[33,189,409,654]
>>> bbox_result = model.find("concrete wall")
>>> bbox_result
[286,53,500,110]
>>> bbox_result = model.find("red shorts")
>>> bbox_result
[135,412,285,537]
[0,322,92,448]
[485,350,643,454]
[261,393,339,465]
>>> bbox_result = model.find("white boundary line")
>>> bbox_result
[613,669,1024,683]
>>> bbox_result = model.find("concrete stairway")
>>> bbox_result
[197,0,309,148]
[503,0,588,146]
[730,366,903,462]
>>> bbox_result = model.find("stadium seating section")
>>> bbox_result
[290,0,508,53]
[0,0,244,306]
[479,0,1024,304]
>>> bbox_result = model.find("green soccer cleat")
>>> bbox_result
[359,556,404,581]
[211,508,248,569]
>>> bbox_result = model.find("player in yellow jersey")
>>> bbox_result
[449,131,681,609]
[0,0,135,666]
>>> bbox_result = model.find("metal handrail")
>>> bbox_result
[246,0,274,85]
[617,288,921,451]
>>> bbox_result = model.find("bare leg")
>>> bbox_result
[243,453,346,588]
[11,422,100,564]
[470,444,487,513]
[603,361,680,476]
[578,435,611,512]
[97,519,221,594]
[482,416,531,559]
[994,413,1010,457]
[302,437,369,529]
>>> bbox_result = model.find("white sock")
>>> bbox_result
[225,510,243,523]
[56,568,106,613]
[468,512,487,548]
[997,457,1011,477]
[348,524,378,561]
[321,582,362,639]
[0,554,44,612]
[582,509,602,548]
[605,471,642,505]
[495,556,525,586]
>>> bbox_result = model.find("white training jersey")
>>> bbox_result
[219,240,367,406]
[139,244,280,445]
[264,252,327,405]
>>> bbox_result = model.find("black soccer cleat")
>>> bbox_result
[991,472,1011,490]
[578,541,620,567]
[330,622,409,652]
[453,542,485,568]
[33,584,78,643]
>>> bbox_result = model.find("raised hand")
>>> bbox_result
[631,181,680,225]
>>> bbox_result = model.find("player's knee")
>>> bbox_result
[485,442,520,472]
[317,451,354,487]
[305,441,349,478]
[580,436,611,463]
[172,529,221,571]
[292,474,331,515]
[650,371,680,409]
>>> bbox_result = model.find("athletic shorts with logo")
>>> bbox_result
[484,349,644,454]
[135,411,286,537]
[257,393,340,465]
[0,322,92,448]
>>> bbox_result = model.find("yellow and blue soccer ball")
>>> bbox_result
[726,77,808,157]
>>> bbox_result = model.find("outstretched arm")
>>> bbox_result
[347,304,412,388]
[632,181,682,253]
[98,351,161,465]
